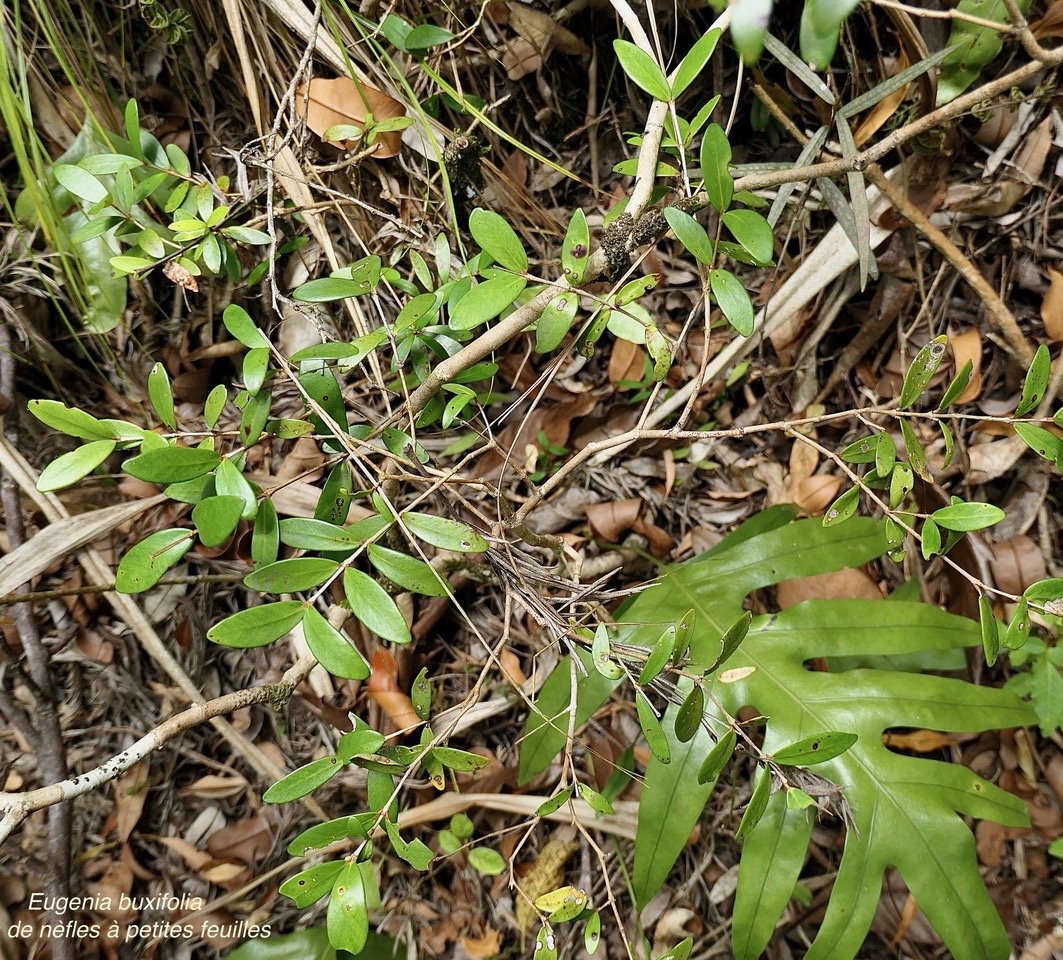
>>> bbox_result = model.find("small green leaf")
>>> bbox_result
[890,462,913,507]
[207,600,306,648]
[54,163,108,204]
[300,363,347,443]
[561,209,590,284]
[592,624,624,680]
[343,569,412,644]
[265,755,344,804]
[245,557,339,593]
[700,123,734,213]
[707,610,753,673]
[639,625,677,684]
[368,544,449,596]
[280,515,390,551]
[303,606,370,680]
[1014,422,1063,463]
[1017,345,1051,416]
[327,861,369,954]
[772,731,857,765]
[664,207,714,264]
[384,820,434,870]
[402,512,488,552]
[656,937,693,960]
[535,924,558,960]
[931,502,1005,532]
[786,787,816,810]
[921,517,942,559]
[222,304,271,349]
[979,592,999,668]
[124,446,221,483]
[242,347,270,396]
[645,324,671,381]
[222,225,272,245]
[672,29,722,97]
[823,485,859,526]
[722,209,774,263]
[214,458,257,520]
[613,39,671,100]
[287,817,369,857]
[252,499,279,566]
[27,400,116,441]
[697,728,736,784]
[585,911,602,954]
[938,359,973,410]
[535,885,588,921]
[710,269,755,336]
[315,463,353,525]
[635,689,670,764]
[674,684,705,743]
[899,335,948,410]
[204,384,227,429]
[537,785,575,817]
[537,290,580,353]
[579,782,614,815]
[146,362,176,429]
[468,208,528,273]
[468,848,507,876]
[431,747,490,771]
[192,495,244,547]
[1002,597,1031,651]
[449,274,528,330]
[411,666,432,720]
[37,440,115,492]
[294,276,377,302]
[899,419,931,482]
[114,528,194,593]
[735,765,772,839]
[279,861,346,907]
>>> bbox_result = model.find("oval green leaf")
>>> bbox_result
[899,335,947,410]
[663,207,714,265]
[1016,343,1051,417]
[147,362,176,429]
[343,568,412,644]
[279,861,346,908]
[327,861,369,955]
[734,764,772,840]
[674,683,705,743]
[252,498,279,567]
[114,528,194,593]
[612,39,671,100]
[368,544,449,596]
[287,817,369,857]
[449,274,528,331]
[264,754,344,804]
[303,606,370,680]
[402,512,488,552]
[721,209,774,264]
[710,269,755,336]
[207,600,306,648]
[37,440,116,492]
[469,208,528,273]
[635,689,670,764]
[123,446,221,483]
[771,731,858,765]
[192,495,245,547]
[931,502,1005,532]
[245,557,339,593]
[697,728,736,784]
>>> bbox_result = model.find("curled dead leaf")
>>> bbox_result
[950,328,984,404]
[585,498,642,542]
[508,3,589,55]
[1041,267,1063,341]
[989,536,1047,596]
[295,77,406,159]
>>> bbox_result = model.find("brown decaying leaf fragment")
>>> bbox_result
[367,648,421,731]
[1041,267,1063,341]
[950,328,984,404]
[295,77,406,158]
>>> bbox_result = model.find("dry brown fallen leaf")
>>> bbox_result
[295,77,406,158]
[113,761,150,845]
[950,328,984,403]
[776,567,884,608]
[508,3,589,55]
[989,535,1047,596]
[1033,0,1063,37]
[585,498,642,541]
[1041,267,1063,340]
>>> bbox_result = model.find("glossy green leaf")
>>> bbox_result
[591,624,624,680]
[468,848,507,876]
[114,528,194,593]
[280,516,390,552]
[449,274,527,331]
[294,276,376,303]
[938,359,974,410]
[656,936,693,960]
[700,123,734,213]
[264,755,344,804]
[674,684,705,743]
[287,817,369,857]
[192,495,244,547]
[707,610,753,673]
[537,290,579,353]
[931,502,1005,532]
[240,389,271,446]
[585,911,602,954]
[402,512,488,552]
[468,208,528,273]
[823,485,859,526]
[710,269,754,336]
[243,347,270,396]
[663,207,714,264]
[698,727,737,784]
[54,163,107,203]
[638,625,676,684]
[535,924,558,960]
[431,747,490,771]
[123,446,221,483]
[979,592,999,668]
[222,303,271,349]
[207,600,306,648]
[772,731,858,765]
[315,463,353,525]
[534,885,588,921]
[204,384,227,429]
[368,545,448,596]
[343,569,412,644]
[147,362,176,429]
[722,209,774,264]
[252,499,279,566]
[245,558,339,593]
[899,335,948,410]
[579,782,614,815]
[921,517,942,559]
[383,820,434,870]
[1002,597,1031,651]
[612,39,671,101]
[671,29,722,98]
[214,458,257,519]
[890,462,913,507]
[303,606,370,680]
[411,667,432,720]
[327,861,368,954]
[1014,422,1063,463]
[561,209,590,284]
[27,399,116,441]
[37,440,115,492]
[279,860,346,908]
[299,364,347,443]
[635,689,670,764]
[735,765,773,840]
[937,0,1034,104]
[645,324,671,381]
